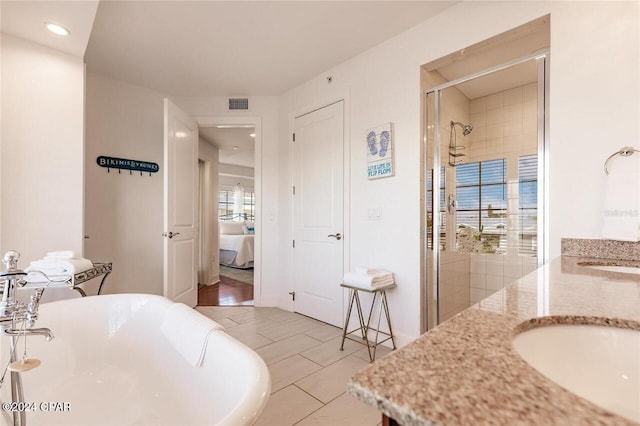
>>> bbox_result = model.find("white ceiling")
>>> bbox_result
[0,0,99,57]
[200,126,255,168]
[84,1,457,96]
[453,60,538,100]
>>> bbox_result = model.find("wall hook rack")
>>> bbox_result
[97,156,159,177]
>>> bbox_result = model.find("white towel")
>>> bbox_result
[354,267,380,275]
[602,170,640,242]
[26,258,93,275]
[24,272,71,284]
[45,250,77,259]
[343,270,394,290]
[161,303,225,366]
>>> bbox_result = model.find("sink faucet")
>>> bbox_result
[0,251,54,340]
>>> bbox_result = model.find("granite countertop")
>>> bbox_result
[347,254,640,425]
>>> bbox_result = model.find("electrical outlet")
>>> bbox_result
[367,208,382,220]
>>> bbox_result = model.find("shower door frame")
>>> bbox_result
[422,50,551,332]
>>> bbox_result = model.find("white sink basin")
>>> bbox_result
[578,263,640,275]
[512,323,640,422]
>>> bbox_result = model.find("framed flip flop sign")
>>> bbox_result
[366,122,394,179]
[96,156,159,176]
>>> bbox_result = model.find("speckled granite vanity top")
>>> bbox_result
[348,240,640,425]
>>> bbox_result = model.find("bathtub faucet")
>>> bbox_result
[0,251,53,340]
[1,326,54,341]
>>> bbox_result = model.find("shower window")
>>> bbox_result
[518,155,538,257]
[455,158,507,254]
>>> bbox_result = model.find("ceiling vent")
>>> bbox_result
[228,98,249,111]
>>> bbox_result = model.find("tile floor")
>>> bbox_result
[195,305,391,426]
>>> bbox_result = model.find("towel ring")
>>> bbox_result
[603,146,640,175]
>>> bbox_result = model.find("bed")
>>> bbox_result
[219,215,255,269]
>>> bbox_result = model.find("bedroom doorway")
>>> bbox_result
[198,124,256,306]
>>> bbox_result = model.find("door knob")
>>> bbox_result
[328,233,342,240]
[162,232,180,239]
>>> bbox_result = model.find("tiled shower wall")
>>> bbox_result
[438,85,471,321]
[466,82,539,303]
[422,74,541,320]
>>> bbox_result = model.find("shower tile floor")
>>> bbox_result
[195,305,390,426]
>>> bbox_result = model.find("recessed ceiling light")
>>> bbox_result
[249,133,256,138]
[45,23,70,36]
[233,146,239,150]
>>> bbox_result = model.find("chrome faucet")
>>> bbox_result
[0,251,53,340]
[0,251,53,426]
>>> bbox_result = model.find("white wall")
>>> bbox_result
[0,34,84,265]
[219,163,255,192]
[198,138,219,285]
[278,1,639,344]
[84,72,164,295]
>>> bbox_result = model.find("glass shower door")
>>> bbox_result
[424,53,548,329]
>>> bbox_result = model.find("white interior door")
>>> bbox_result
[293,101,344,327]
[163,98,199,307]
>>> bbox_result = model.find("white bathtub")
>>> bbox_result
[0,294,271,425]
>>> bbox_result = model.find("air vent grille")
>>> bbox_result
[228,98,249,110]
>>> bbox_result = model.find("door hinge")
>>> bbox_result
[288,291,295,301]
[292,133,296,142]
[292,185,296,195]
[292,240,295,248]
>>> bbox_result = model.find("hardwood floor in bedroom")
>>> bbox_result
[198,275,254,306]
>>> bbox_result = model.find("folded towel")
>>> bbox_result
[343,270,394,290]
[45,250,77,259]
[161,303,225,366]
[602,170,640,242]
[24,272,71,284]
[26,258,93,275]
[354,267,380,275]
[27,260,66,274]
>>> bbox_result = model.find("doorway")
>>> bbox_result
[198,124,257,306]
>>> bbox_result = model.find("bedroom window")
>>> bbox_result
[218,189,255,220]
[455,158,507,254]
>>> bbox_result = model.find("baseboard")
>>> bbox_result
[200,276,219,287]
[254,295,281,308]
[388,331,415,348]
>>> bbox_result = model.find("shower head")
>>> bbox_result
[451,121,473,136]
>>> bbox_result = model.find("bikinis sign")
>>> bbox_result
[366,122,394,179]
[96,156,159,176]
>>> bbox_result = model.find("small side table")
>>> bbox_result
[23,262,113,297]
[339,282,397,362]
[72,262,112,296]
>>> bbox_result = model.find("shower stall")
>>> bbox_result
[422,51,550,330]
